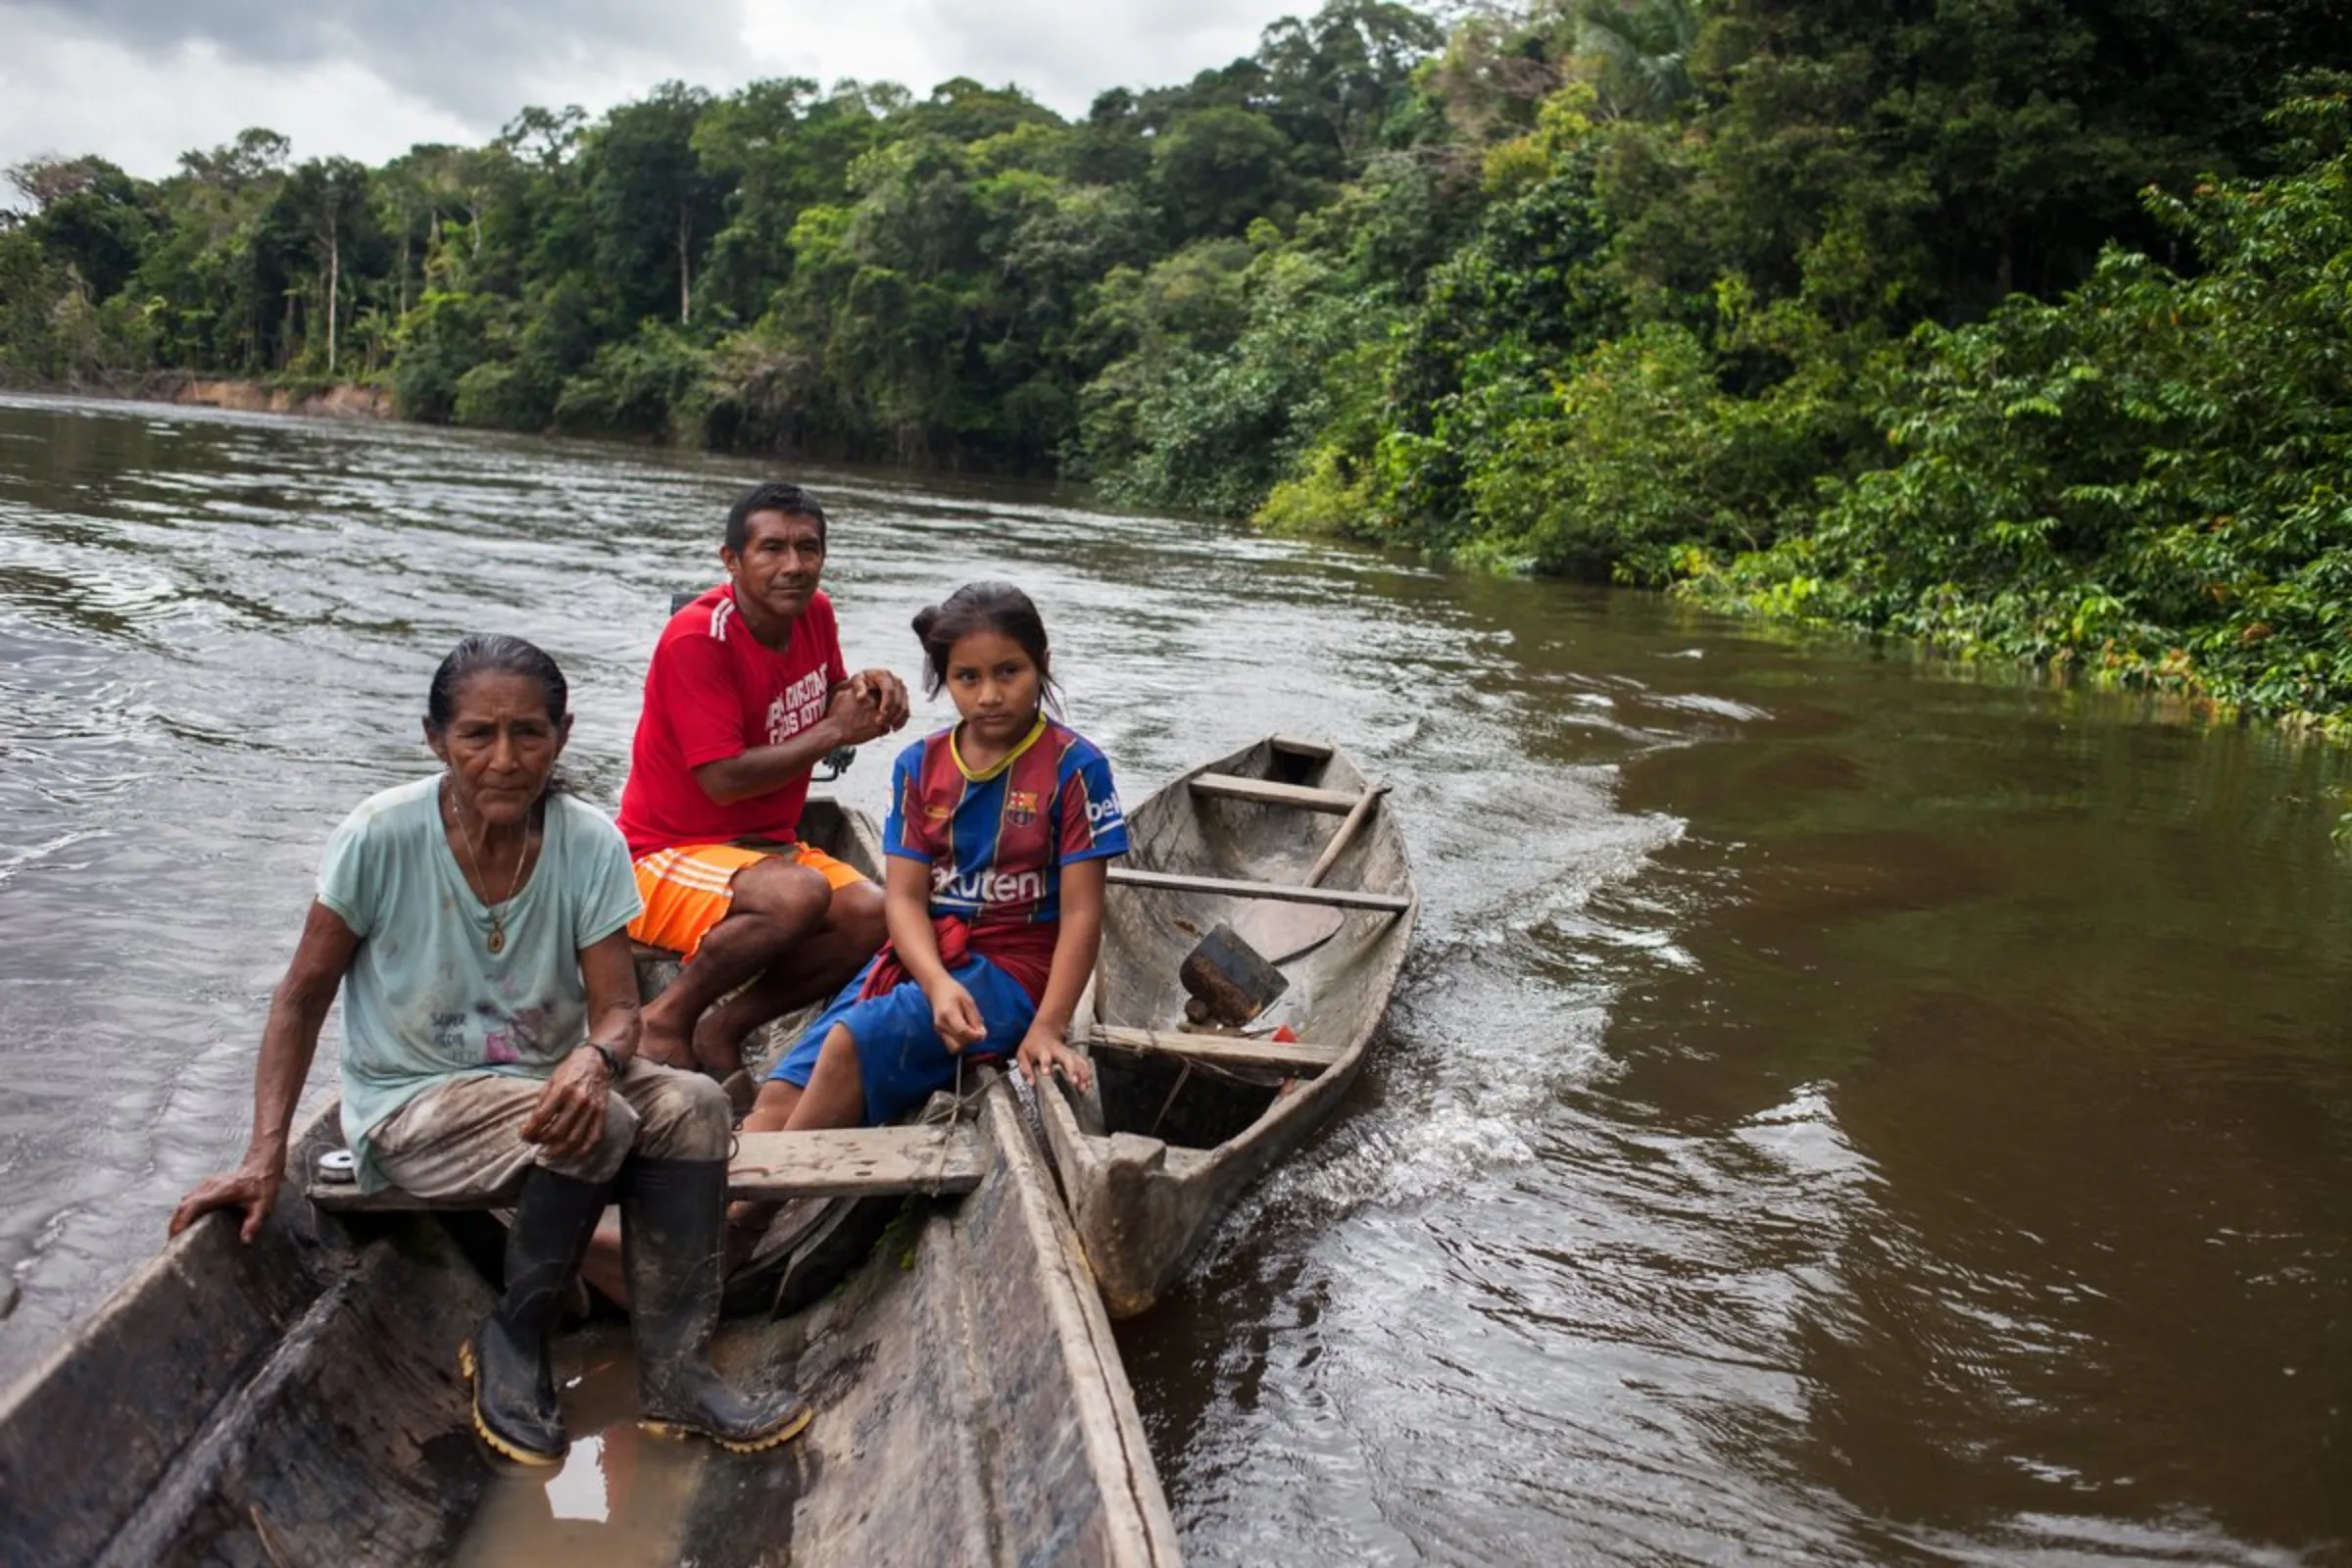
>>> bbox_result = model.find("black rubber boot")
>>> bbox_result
[622,1156,812,1452]
[460,1165,611,1465]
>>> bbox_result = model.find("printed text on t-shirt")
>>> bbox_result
[933,862,1047,906]
[766,665,832,745]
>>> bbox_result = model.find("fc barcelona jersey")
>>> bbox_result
[882,717,1129,932]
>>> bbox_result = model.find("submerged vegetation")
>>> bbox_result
[4,1,2350,728]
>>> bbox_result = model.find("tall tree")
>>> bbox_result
[1254,0,1448,164]
[693,77,889,321]
[584,83,725,325]
[1571,0,1699,120]
[6,157,154,300]
[301,159,371,373]
[174,127,291,191]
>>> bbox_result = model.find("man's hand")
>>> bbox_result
[519,1049,613,1162]
[824,679,894,747]
[849,668,911,733]
[170,1155,280,1243]
[926,979,986,1054]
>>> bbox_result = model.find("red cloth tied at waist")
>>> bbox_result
[856,915,1059,1006]
[858,914,970,1001]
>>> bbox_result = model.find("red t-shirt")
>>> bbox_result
[616,585,845,859]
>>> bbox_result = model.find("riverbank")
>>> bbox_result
[149,374,394,419]
[0,372,396,419]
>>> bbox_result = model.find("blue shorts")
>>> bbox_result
[767,955,1037,1126]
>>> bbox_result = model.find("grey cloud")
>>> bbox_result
[904,0,1282,106]
[6,0,748,123]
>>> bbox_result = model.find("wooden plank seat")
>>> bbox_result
[728,1125,986,1199]
[1103,865,1413,912]
[1186,773,1362,812]
[309,1122,987,1212]
[1086,1025,1345,1075]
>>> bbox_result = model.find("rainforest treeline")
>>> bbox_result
[5,0,2351,726]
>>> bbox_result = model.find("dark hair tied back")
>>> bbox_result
[425,633,570,733]
[911,581,1060,710]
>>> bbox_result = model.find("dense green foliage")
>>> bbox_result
[1687,105,2352,726]
[5,0,2351,728]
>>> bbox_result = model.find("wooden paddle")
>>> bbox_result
[1230,895,1345,966]
[1231,780,1387,960]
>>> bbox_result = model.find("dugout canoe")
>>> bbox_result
[0,1071,1179,1566]
[1037,734,1416,1319]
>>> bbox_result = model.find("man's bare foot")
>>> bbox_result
[638,1006,698,1071]
[689,1010,753,1077]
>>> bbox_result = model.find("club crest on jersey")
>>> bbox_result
[1006,790,1039,827]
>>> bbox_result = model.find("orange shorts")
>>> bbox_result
[629,842,867,959]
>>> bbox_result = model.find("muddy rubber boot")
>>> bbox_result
[460,1165,611,1465]
[622,1156,812,1452]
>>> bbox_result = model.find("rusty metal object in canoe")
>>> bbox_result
[1177,921,1288,1026]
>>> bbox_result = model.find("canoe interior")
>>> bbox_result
[0,1082,1176,1567]
[1089,737,1415,1151]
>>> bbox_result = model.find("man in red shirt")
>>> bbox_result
[617,482,909,1074]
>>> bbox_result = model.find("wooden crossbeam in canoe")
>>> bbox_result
[1187,773,1361,813]
[1103,866,1412,913]
[310,1123,987,1212]
[728,1125,986,1199]
[1087,1025,1344,1075]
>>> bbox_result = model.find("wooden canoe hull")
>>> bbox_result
[0,1080,1178,1566]
[1039,735,1416,1318]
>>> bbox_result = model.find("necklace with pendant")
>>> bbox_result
[445,777,528,955]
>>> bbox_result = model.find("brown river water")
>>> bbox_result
[1,391,2347,1564]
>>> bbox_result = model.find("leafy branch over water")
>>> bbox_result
[4,2,2349,728]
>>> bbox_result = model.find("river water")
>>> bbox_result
[1,391,2347,1564]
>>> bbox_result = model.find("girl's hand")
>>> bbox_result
[169,1154,281,1243]
[927,980,986,1053]
[1015,1026,1094,1094]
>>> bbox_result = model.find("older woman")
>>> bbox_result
[171,634,807,1465]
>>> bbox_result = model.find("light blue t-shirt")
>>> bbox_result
[316,775,642,1190]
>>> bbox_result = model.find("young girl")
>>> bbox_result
[744,581,1128,1137]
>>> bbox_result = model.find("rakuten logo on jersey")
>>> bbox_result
[931,862,1047,906]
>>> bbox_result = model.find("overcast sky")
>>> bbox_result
[0,0,1309,182]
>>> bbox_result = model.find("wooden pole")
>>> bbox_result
[1303,782,1388,888]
